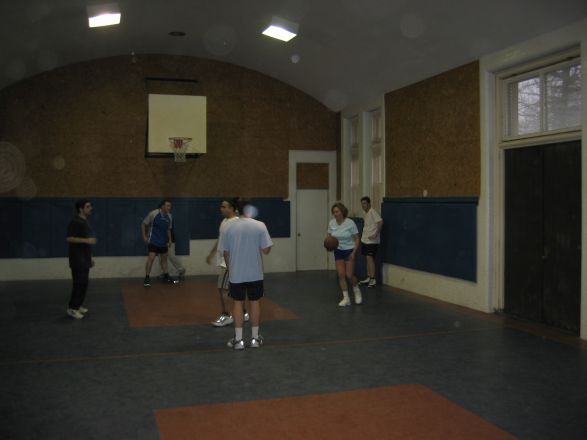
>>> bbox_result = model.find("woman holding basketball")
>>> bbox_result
[328,202,362,306]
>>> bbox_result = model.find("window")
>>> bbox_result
[503,58,581,140]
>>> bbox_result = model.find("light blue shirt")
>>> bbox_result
[218,218,273,283]
[328,218,359,250]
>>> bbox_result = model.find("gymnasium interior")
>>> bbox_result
[1,1,587,439]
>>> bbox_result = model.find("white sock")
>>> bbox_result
[353,285,361,293]
[342,290,349,298]
[235,327,243,341]
[252,326,259,338]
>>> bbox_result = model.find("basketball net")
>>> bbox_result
[169,137,192,162]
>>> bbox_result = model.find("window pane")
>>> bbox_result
[509,77,541,136]
[545,64,582,131]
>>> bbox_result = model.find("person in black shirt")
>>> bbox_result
[66,200,96,319]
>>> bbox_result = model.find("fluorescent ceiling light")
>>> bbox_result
[262,16,298,42]
[87,3,121,28]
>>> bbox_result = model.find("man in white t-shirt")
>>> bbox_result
[218,201,273,350]
[358,196,383,288]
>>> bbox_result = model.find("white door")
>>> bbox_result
[296,189,329,270]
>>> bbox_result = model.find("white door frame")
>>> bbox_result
[480,20,587,339]
[288,150,337,271]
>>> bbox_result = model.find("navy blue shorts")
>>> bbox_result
[229,280,264,301]
[334,248,353,261]
[148,244,168,255]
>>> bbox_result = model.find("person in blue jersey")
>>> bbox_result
[328,202,362,306]
[65,200,96,319]
[141,199,174,286]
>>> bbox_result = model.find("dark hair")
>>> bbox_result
[224,197,240,211]
[75,199,90,213]
[361,196,371,204]
[331,202,348,218]
[159,199,171,208]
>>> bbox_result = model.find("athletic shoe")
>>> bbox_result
[249,336,264,348]
[353,288,363,305]
[66,308,84,319]
[144,276,151,287]
[212,314,234,327]
[227,338,245,350]
[368,278,376,288]
[163,276,179,284]
[338,297,351,307]
[244,312,250,322]
[79,306,88,314]
[358,277,370,285]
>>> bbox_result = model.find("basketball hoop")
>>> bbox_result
[169,137,192,162]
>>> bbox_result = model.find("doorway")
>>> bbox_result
[296,189,329,270]
[504,141,581,333]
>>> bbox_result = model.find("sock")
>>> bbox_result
[353,285,361,294]
[252,326,259,338]
[235,327,243,341]
[342,290,349,298]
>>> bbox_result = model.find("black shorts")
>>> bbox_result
[229,280,264,301]
[361,243,378,257]
[148,244,168,255]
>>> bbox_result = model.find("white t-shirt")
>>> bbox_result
[328,218,359,250]
[361,208,383,244]
[216,216,239,268]
[218,217,273,283]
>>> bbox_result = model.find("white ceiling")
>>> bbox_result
[1,0,586,110]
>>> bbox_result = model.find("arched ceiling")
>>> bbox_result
[2,0,586,110]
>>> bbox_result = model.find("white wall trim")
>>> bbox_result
[480,17,587,339]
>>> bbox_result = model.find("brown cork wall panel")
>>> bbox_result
[297,163,329,189]
[385,61,480,197]
[0,55,337,198]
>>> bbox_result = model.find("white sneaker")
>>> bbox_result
[353,288,363,305]
[338,297,351,307]
[358,277,370,285]
[368,278,376,288]
[244,312,250,322]
[67,308,84,319]
[227,338,245,350]
[79,306,88,314]
[249,336,264,348]
[212,313,234,327]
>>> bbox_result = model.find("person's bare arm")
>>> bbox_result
[349,234,360,260]
[223,250,230,269]
[141,223,148,244]
[206,240,219,264]
[261,246,272,255]
[369,220,384,240]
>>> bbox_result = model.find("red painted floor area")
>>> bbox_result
[155,384,516,440]
[122,279,299,328]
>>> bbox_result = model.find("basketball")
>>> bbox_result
[323,235,338,252]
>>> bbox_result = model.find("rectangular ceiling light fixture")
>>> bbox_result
[87,3,121,28]
[262,16,298,42]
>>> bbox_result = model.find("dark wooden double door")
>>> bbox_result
[505,141,581,334]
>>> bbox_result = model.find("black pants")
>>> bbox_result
[69,268,89,309]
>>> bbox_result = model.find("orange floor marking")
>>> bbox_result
[122,279,299,328]
[155,384,516,440]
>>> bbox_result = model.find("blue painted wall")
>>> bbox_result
[0,197,290,258]
[380,197,478,282]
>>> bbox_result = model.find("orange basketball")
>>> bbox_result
[323,235,339,252]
